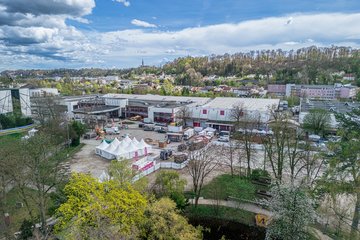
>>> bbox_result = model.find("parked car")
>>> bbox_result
[218,131,230,142]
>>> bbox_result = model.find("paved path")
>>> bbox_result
[189,198,273,216]
[190,198,333,240]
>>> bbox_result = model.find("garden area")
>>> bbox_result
[0,113,33,130]
[200,173,270,201]
[185,205,265,240]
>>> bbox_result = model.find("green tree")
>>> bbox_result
[55,173,147,239]
[324,109,360,238]
[69,121,86,146]
[108,160,148,194]
[141,198,202,240]
[153,170,187,209]
[302,109,331,136]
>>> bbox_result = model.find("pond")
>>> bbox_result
[189,217,266,240]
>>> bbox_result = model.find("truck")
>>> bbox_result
[143,123,155,131]
[218,131,230,142]
[183,128,195,140]
[104,127,119,135]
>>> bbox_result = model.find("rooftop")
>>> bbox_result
[103,94,211,107]
[203,97,280,111]
[301,99,360,113]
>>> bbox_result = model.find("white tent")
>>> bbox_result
[127,142,140,158]
[110,138,121,148]
[118,139,129,149]
[123,136,132,144]
[138,139,152,155]
[95,141,109,155]
[96,137,152,160]
[113,145,130,160]
[102,142,118,160]
[132,137,139,145]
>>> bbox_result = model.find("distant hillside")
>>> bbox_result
[2,46,360,86]
[162,46,360,86]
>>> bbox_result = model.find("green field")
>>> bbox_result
[3,187,55,234]
[0,132,23,144]
[185,205,256,226]
[201,174,268,201]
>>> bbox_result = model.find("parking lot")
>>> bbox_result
[69,122,183,178]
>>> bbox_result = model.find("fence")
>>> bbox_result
[132,160,189,182]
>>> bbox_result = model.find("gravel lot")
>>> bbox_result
[69,123,182,178]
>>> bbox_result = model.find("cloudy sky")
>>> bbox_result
[1,0,360,70]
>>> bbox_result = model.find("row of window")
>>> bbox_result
[202,109,225,115]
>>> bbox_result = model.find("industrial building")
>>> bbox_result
[57,94,280,131]
[0,88,31,116]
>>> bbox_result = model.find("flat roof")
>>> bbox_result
[300,99,360,113]
[203,97,280,111]
[103,94,211,107]
[73,105,120,114]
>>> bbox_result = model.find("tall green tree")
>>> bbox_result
[303,109,331,136]
[141,198,202,240]
[55,173,147,239]
[325,109,360,238]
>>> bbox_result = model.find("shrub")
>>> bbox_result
[250,168,270,181]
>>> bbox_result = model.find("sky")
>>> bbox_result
[0,0,360,70]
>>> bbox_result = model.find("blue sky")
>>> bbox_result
[1,0,360,70]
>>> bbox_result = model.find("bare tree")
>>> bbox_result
[31,96,64,125]
[229,103,245,127]
[262,110,293,184]
[187,146,220,207]
[286,130,303,183]
[176,106,191,127]
[299,141,326,188]
[220,139,237,177]
[236,113,261,177]
[22,132,66,233]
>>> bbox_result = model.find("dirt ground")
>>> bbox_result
[69,123,182,178]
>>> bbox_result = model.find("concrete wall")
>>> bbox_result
[0,90,13,114]
[19,88,31,116]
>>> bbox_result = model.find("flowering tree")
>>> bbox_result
[265,184,316,240]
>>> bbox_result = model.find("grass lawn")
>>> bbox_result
[52,143,85,163]
[0,133,23,144]
[185,205,256,226]
[3,187,55,234]
[201,174,268,201]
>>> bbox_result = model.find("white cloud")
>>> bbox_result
[1,11,360,70]
[131,19,157,28]
[114,0,130,7]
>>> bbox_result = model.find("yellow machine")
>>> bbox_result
[255,214,271,227]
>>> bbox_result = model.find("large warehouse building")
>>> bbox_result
[59,94,280,131]
[0,88,31,116]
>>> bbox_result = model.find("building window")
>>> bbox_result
[220,110,225,116]
[202,109,207,114]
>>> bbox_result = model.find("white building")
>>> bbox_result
[188,97,280,130]
[29,88,59,97]
[0,88,31,116]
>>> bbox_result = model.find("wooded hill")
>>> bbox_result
[2,46,360,86]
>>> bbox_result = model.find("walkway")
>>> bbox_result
[190,198,333,240]
[189,198,272,216]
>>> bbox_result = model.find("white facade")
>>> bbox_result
[29,88,59,97]
[19,88,31,116]
[0,90,13,114]
[0,89,31,116]
[191,97,279,123]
